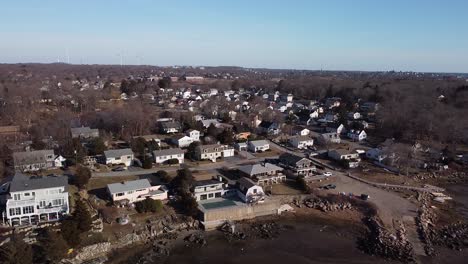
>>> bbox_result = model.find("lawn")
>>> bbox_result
[269,181,304,195]
[87,176,139,191]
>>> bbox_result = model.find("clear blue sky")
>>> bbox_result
[1,0,467,72]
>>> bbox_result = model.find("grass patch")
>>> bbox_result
[87,176,139,191]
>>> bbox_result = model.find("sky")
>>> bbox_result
[0,0,467,72]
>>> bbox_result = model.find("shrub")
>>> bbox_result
[135,198,163,213]
[142,157,153,169]
[74,166,91,189]
[166,158,179,165]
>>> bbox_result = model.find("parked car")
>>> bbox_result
[360,194,370,200]
[322,184,336,190]
[323,171,332,177]
[112,166,126,171]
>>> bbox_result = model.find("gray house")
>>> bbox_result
[278,153,316,177]
[71,126,99,139]
[13,150,56,172]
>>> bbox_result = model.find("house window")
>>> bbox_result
[253,189,257,194]
[208,193,214,198]
[116,193,125,197]
[32,192,35,196]
[126,156,132,159]
[13,194,20,200]
[24,193,30,197]
[9,208,21,216]
[115,157,121,160]
[23,206,34,214]
[39,200,46,207]
[52,199,63,206]
[128,190,134,194]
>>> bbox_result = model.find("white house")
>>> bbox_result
[294,127,310,136]
[236,177,265,203]
[317,132,341,144]
[192,179,235,201]
[247,140,270,152]
[289,136,314,149]
[194,144,235,162]
[104,149,134,167]
[54,155,66,168]
[153,148,185,164]
[186,129,200,141]
[348,112,361,120]
[347,130,367,142]
[234,142,248,151]
[107,179,167,204]
[171,135,193,148]
[1,173,69,226]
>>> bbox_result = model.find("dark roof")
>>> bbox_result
[279,153,309,165]
[194,179,222,187]
[259,121,274,129]
[161,121,181,129]
[9,173,68,192]
[237,177,257,189]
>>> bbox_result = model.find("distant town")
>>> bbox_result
[0,63,467,264]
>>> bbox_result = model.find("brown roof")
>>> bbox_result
[0,126,20,134]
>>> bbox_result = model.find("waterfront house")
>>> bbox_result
[238,163,285,185]
[278,153,316,177]
[107,179,167,204]
[236,177,265,203]
[1,173,69,226]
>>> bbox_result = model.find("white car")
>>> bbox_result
[323,171,332,177]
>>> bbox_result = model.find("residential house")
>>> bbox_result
[192,179,235,201]
[160,121,181,134]
[247,140,270,152]
[1,173,69,226]
[70,126,99,139]
[257,121,280,135]
[0,125,21,142]
[104,148,134,167]
[152,148,185,164]
[13,150,56,172]
[348,112,361,120]
[238,163,285,185]
[186,129,200,141]
[328,149,361,168]
[366,148,387,163]
[171,135,193,148]
[326,123,346,135]
[317,132,341,144]
[293,127,310,136]
[328,149,360,161]
[278,153,316,177]
[289,136,314,149]
[347,130,367,142]
[236,177,265,203]
[234,142,248,151]
[134,135,161,146]
[200,119,220,129]
[107,179,167,204]
[194,144,234,162]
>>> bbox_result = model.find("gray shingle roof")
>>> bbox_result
[152,148,184,157]
[238,163,283,176]
[13,150,55,166]
[107,179,151,194]
[9,173,68,192]
[104,148,134,158]
[248,140,269,147]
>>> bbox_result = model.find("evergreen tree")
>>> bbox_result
[0,234,33,264]
[37,229,68,263]
[73,200,92,232]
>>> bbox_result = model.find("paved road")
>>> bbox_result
[91,156,275,178]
